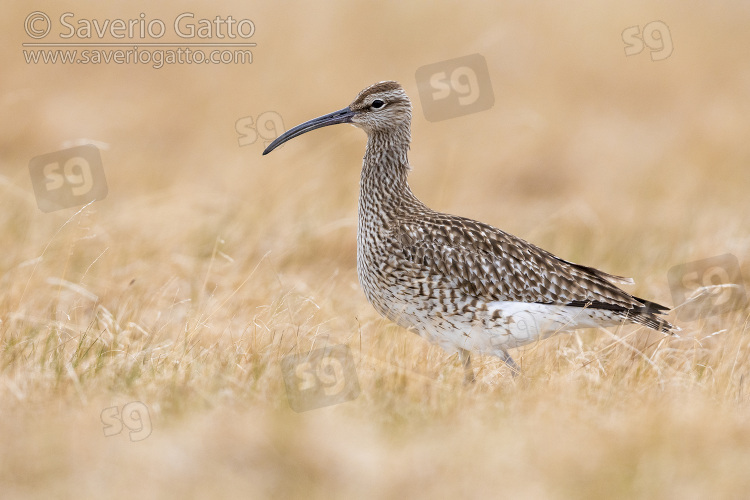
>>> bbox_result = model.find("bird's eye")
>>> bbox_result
[371,99,386,109]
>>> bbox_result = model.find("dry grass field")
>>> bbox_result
[2,1,750,498]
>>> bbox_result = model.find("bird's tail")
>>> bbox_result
[626,297,680,334]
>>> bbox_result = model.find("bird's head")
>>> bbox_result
[263,81,411,155]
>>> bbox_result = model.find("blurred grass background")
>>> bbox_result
[1,1,750,498]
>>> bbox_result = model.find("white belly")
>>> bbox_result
[373,292,622,358]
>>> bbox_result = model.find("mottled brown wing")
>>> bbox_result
[392,211,645,309]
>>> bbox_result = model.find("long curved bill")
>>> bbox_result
[262,106,355,155]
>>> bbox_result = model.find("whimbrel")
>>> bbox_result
[263,81,677,380]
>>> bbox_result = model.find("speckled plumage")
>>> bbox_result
[264,80,678,376]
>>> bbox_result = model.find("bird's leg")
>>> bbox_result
[458,348,475,384]
[497,349,521,378]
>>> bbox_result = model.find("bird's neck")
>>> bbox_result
[360,129,412,206]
